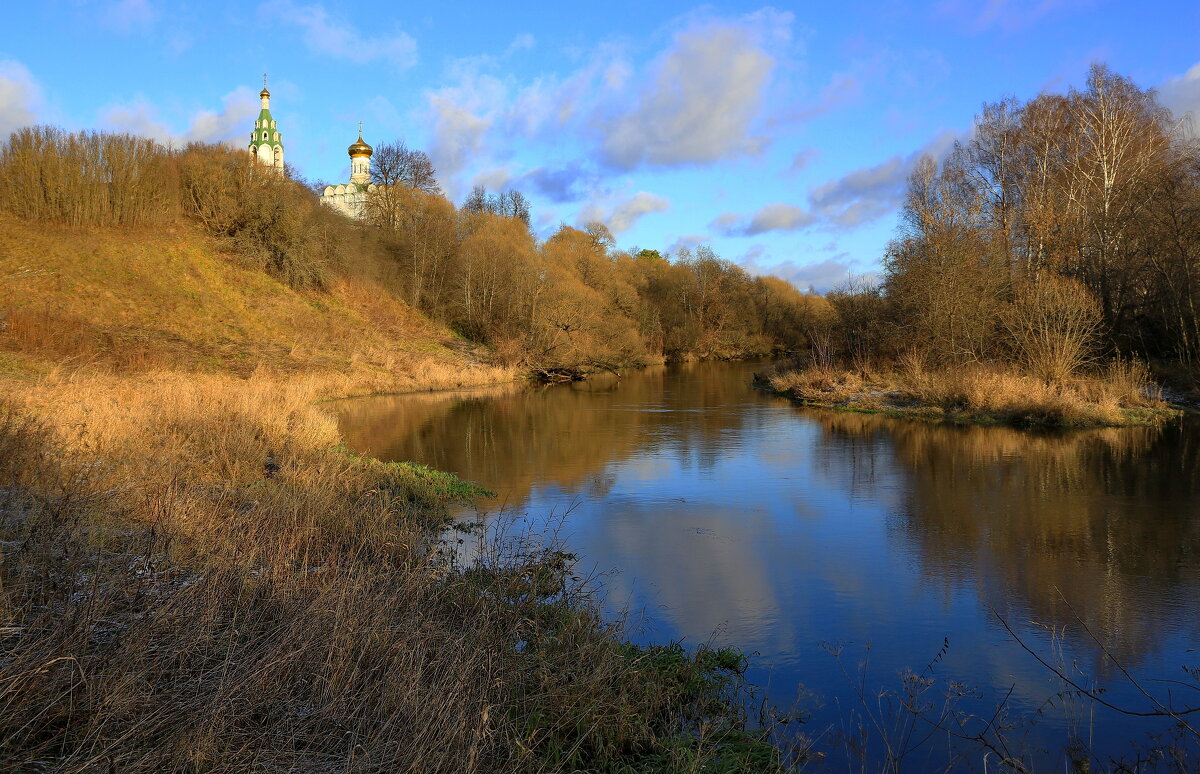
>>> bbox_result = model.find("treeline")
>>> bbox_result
[827,64,1200,386]
[368,198,828,370]
[0,126,830,371]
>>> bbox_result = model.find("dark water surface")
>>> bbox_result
[333,361,1200,769]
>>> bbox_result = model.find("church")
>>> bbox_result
[319,126,376,219]
[248,77,285,173]
[247,76,376,219]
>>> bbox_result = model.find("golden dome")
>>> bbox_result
[260,87,271,98]
[347,129,372,158]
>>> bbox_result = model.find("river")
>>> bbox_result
[332,360,1200,770]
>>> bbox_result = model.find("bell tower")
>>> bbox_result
[248,74,284,173]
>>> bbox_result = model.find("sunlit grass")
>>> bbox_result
[760,358,1176,428]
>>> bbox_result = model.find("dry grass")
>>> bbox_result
[0,212,515,387]
[0,211,791,770]
[0,372,791,773]
[762,366,869,405]
[761,357,1174,428]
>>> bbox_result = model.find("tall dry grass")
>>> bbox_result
[761,355,1170,427]
[0,373,791,772]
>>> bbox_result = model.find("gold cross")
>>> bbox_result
[358,120,363,137]
[263,73,268,88]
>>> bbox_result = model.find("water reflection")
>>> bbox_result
[825,414,1200,668]
[332,362,1200,765]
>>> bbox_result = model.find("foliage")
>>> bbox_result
[0,124,824,374]
[462,185,532,227]
[829,63,1200,393]
[369,139,440,194]
[0,126,174,227]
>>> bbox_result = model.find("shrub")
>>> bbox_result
[1001,275,1103,384]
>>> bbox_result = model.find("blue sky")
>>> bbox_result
[2,1,1198,289]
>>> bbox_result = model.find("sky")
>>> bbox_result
[2,0,1199,290]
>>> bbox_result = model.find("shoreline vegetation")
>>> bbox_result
[1,371,803,772]
[755,358,1182,428]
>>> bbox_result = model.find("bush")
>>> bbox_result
[1001,275,1102,384]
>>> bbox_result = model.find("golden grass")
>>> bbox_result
[0,367,791,772]
[762,358,1174,428]
[0,213,515,386]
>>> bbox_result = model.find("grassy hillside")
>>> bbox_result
[0,213,512,391]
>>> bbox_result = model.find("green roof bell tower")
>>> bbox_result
[249,74,284,173]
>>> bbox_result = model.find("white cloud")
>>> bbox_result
[422,64,510,197]
[415,10,804,202]
[184,87,260,144]
[808,129,959,228]
[597,13,788,169]
[471,166,512,192]
[577,191,670,234]
[427,96,491,194]
[102,0,157,32]
[784,72,863,122]
[99,87,260,146]
[506,33,536,56]
[421,8,794,198]
[709,212,741,231]
[745,203,814,234]
[499,46,629,142]
[667,233,710,255]
[1160,62,1200,129]
[260,0,417,69]
[711,203,815,236]
[514,161,600,203]
[738,253,858,292]
[787,148,819,174]
[98,100,172,143]
[0,60,42,139]
[937,0,1092,32]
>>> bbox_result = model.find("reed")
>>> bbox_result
[760,357,1173,428]
[0,372,794,772]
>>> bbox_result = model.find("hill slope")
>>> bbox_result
[0,213,511,391]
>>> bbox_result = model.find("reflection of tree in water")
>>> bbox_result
[815,412,1200,667]
[331,361,764,510]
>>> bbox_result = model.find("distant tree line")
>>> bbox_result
[363,188,829,369]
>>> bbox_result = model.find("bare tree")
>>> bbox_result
[370,140,440,194]
[461,186,532,228]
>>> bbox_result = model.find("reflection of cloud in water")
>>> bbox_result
[582,499,786,646]
[335,364,1200,765]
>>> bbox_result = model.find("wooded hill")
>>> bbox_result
[0,126,829,381]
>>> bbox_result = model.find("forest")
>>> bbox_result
[766,64,1199,426]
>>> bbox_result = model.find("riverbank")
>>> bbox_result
[0,212,796,769]
[755,361,1181,428]
[0,367,799,772]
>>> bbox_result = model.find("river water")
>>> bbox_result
[333,360,1200,770]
